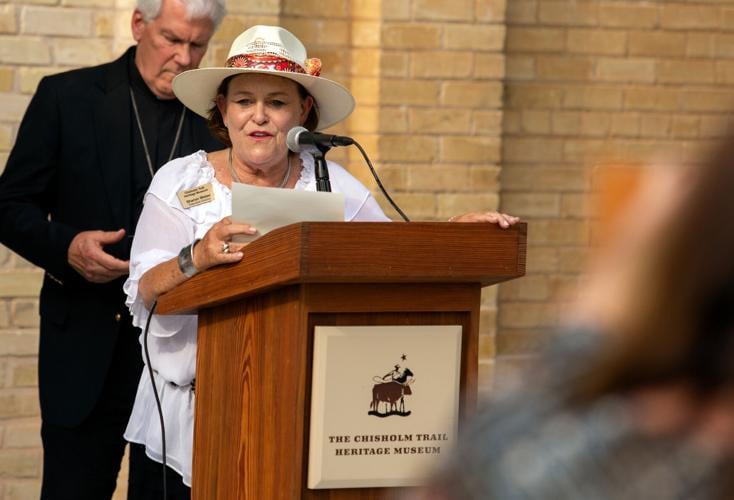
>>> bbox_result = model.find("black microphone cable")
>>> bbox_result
[352,140,410,222]
[142,300,168,500]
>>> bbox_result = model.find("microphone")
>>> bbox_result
[286,126,354,153]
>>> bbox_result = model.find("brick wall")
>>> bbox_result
[5,0,733,496]
[497,0,734,389]
[0,0,123,495]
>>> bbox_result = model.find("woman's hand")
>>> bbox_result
[448,211,520,228]
[192,217,257,272]
[138,217,257,309]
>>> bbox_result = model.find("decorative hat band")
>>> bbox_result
[225,54,322,77]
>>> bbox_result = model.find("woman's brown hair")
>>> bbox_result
[571,133,734,403]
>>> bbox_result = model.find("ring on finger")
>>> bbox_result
[222,242,230,254]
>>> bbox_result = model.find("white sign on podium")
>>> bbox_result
[308,325,462,489]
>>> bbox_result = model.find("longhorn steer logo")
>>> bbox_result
[368,354,415,418]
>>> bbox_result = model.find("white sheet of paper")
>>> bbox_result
[230,182,345,243]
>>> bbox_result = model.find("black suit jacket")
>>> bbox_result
[0,47,222,427]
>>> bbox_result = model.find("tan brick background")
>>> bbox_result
[497,0,734,391]
[2,0,733,497]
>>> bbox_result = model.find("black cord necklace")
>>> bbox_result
[130,87,185,179]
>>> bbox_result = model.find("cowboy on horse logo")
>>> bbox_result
[368,354,415,417]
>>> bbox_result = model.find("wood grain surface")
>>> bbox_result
[157,222,526,315]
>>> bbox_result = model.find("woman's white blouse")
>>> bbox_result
[123,150,389,486]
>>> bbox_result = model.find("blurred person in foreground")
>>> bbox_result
[123,25,519,497]
[411,135,734,500]
[0,0,224,497]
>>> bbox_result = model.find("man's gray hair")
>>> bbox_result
[137,0,226,28]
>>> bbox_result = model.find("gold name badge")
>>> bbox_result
[177,183,215,209]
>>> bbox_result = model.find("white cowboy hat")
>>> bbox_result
[172,25,355,131]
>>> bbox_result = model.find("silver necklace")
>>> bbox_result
[129,87,186,179]
[227,147,292,188]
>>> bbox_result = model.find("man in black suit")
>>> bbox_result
[0,0,224,497]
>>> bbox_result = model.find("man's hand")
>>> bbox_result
[68,229,130,283]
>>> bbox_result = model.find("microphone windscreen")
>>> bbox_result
[286,126,308,153]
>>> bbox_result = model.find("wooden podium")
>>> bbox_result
[157,222,526,499]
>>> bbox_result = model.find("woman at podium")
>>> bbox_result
[122,25,518,496]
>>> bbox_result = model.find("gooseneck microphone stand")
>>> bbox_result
[310,144,332,193]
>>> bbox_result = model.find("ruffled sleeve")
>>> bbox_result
[123,151,217,337]
[123,194,195,336]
